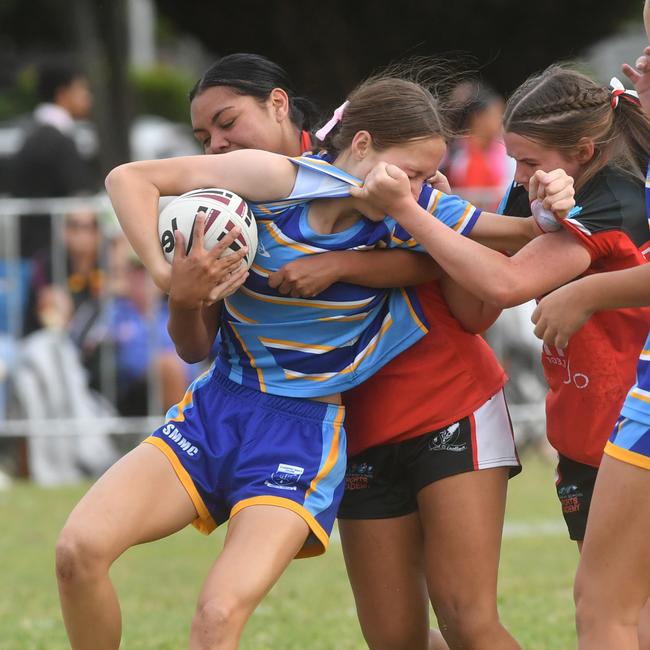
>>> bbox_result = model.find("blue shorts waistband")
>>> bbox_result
[212,369,343,422]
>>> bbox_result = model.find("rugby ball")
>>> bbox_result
[158,188,257,268]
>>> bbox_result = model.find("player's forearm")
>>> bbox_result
[439,277,502,333]
[391,198,532,307]
[334,250,441,287]
[571,265,650,312]
[469,213,539,252]
[167,300,217,363]
[105,165,169,291]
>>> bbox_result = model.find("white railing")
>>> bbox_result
[0,192,547,484]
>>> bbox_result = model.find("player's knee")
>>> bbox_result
[433,596,500,644]
[55,526,110,585]
[574,580,638,636]
[191,594,251,645]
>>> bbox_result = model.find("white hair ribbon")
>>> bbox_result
[610,76,640,109]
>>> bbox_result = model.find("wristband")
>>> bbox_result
[531,199,561,232]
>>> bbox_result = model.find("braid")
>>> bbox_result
[513,88,609,121]
[504,64,650,189]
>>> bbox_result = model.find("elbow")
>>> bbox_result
[104,163,130,193]
[484,279,527,310]
[175,344,209,365]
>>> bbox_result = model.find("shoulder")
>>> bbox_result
[572,165,646,240]
[500,183,531,218]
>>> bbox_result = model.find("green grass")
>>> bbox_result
[0,454,578,649]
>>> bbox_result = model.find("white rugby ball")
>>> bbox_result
[158,188,257,268]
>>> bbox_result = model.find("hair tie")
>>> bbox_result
[609,76,640,109]
[315,101,349,141]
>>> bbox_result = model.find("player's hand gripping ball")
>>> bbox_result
[158,188,257,269]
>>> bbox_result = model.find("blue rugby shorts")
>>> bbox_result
[605,415,650,470]
[144,367,346,558]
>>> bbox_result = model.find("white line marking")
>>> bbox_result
[329,519,566,544]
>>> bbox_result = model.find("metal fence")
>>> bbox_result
[0,191,547,484]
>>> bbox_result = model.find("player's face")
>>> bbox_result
[362,136,446,199]
[191,86,285,155]
[504,132,582,191]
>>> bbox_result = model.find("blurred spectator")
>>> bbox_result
[24,208,107,388]
[107,243,200,416]
[7,60,101,257]
[8,284,118,485]
[444,80,514,210]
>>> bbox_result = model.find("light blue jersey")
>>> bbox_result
[620,333,650,426]
[216,154,481,398]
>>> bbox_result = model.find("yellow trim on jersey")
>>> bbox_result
[283,314,394,381]
[305,407,344,500]
[238,285,375,310]
[639,348,650,360]
[223,298,257,324]
[604,441,650,470]
[452,202,475,232]
[317,312,369,322]
[229,322,267,392]
[250,262,271,278]
[399,287,428,333]
[264,221,326,255]
[628,388,650,404]
[390,234,418,247]
[230,495,329,558]
[259,336,340,354]
[143,437,217,534]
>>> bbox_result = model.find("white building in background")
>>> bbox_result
[582,18,647,84]
[127,0,157,69]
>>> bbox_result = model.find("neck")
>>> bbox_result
[308,197,362,234]
[283,124,305,157]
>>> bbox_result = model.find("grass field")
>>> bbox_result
[0,453,579,649]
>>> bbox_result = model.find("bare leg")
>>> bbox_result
[339,515,448,650]
[188,504,309,650]
[419,468,520,649]
[638,600,650,650]
[56,443,198,650]
[575,455,650,650]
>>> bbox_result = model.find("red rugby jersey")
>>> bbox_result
[503,165,650,467]
[343,280,506,456]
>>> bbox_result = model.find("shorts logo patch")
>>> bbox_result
[557,483,582,513]
[344,462,374,490]
[160,423,199,457]
[428,422,467,452]
[265,463,304,491]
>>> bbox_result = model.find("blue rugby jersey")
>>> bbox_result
[215,155,481,397]
[620,165,650,425]
[621,334,650,425]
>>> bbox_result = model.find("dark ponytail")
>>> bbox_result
[190,53,317,131]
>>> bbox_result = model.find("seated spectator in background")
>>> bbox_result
[108,245,200,416]
[25,208,106,390]
[443,80,514,210]
[8,60,100,258]
[9,284,118,485]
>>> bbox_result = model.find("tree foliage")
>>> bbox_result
[155,0,641,108]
